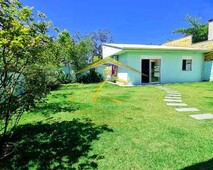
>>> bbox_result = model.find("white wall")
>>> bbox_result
[208,20,213,40]
[102,45,121,58]
[116,51,204,85]
[116,54,129,82]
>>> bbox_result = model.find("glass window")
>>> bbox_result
[182,59,192,71]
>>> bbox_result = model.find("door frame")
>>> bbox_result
[141,59,161,84]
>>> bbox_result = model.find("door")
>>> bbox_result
[141,59,150,83]
[141,59,161,83]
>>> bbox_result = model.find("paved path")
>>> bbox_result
[156,86,213,120]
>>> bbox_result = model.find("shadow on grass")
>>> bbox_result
[181,158,213,170]
[32,102,79,116]
[0,118,113,169]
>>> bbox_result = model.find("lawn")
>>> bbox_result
[1,82,213,169]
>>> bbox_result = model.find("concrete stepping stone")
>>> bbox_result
[168,94,181,97]
[165,97,181,100]
[164,99,182,102]
[189,114,213,120]
[176,108,199,112]
[167,92,181,95]
[166,103,187,106]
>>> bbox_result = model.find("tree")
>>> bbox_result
[91,29,113,59]
[0,0,56,154]
[56,30,94,71]
[173,15,208,43]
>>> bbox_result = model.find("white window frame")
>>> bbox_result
[182,59,192,71]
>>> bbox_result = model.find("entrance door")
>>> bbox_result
[141,59,150,83]
[141,59,161,83]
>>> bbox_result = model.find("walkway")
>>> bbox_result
[157,86,213,120]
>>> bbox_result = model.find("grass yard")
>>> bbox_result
[1,82,213,169]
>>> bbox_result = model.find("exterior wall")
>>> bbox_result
[116,51,204,85]
[162,36,192,47]
[117,54,128,82]
[102,45,121,58]
[160,52,204,84]
[204,61,213,81]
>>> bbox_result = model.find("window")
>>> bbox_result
[182,59,192,71]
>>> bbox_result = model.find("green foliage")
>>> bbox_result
[76,69,103,84]
[55,29,113,82]
[173,15,208,43]
[56,30,93,71]
[90,29,113,58]
[0,0,57,152]
[58,70,76,84]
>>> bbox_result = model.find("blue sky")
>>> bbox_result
[21,0,213,44]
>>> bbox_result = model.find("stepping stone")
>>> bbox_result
[164,99,182,102]
[189,114,213,120]
[176,108,199,112]
[168,94,181,97]
[165,97,181,100]
[167,92,181,95]
[166,103,187,106]
[166,90,179,93]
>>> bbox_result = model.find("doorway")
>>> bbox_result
[141,59,161,83]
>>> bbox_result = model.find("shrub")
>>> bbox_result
[76,69,103,83]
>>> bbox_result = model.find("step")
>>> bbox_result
[166,103,187,106]
[189,113,213,120]
[165,97,182,100]
[164,99,182,102]
[176,108,199,112]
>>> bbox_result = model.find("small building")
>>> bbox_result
[100,20,213,85]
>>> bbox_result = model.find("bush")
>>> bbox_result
[76,69,103,83]
[58,70,76,84]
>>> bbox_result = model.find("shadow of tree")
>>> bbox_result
[32,102,79,116]
[181,158,213,170]
[0,118,113,169]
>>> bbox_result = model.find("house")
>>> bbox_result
[99,20,213,85]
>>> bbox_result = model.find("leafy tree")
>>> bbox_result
[56,30,93,71]
[173,15,208,43]
[0,0,56,154]
[91,29,113,59]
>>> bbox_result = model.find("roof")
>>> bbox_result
[103,43,209,53]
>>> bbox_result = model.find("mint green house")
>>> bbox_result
[100,20,213,85]
[101,43,209,85]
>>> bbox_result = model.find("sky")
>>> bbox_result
[21,0,213,45]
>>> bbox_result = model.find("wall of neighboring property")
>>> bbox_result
[95,65,106,78]
[116,51,204,85]
[62,66,73,75]
[204,61,213,81]
[162,36,192,47]
[191,40,213,61]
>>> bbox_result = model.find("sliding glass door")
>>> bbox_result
[141,59,161,83]
[150,59,161,83]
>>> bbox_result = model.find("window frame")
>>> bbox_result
[182,59,192,71]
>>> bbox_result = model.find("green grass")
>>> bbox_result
[1,82,213,169]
